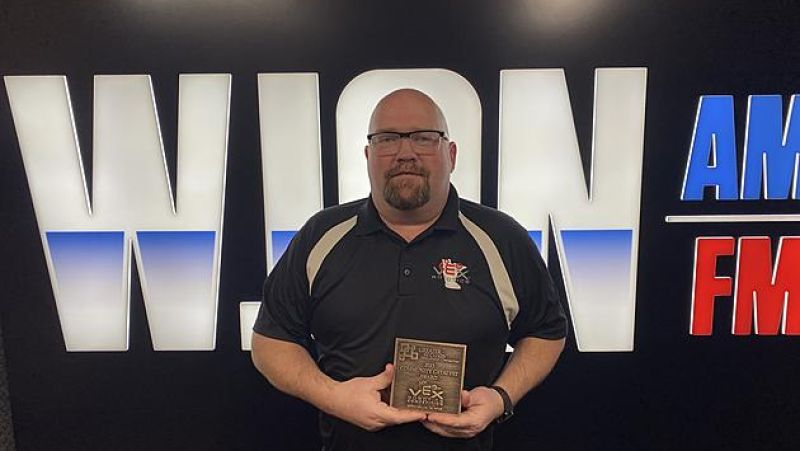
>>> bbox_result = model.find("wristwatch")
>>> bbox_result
[488,385,514,423]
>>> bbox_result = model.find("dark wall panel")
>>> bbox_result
[2,1,799,450]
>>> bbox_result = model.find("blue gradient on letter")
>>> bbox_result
[136,231,216,350]
[560,229,634,350]
[527,230,542,254]
[560,230,633,271]
[137,231,215,269]
[272,230,297,264]
[46,231,127,350]
[48,231,125,270]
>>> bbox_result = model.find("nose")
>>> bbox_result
[394,136,419,161]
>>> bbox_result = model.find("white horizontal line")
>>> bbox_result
[665,214,800,223]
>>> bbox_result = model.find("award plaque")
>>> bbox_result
[390,338,467,414]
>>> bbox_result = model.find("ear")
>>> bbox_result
[364,145,369,160]
[448,141,457,173]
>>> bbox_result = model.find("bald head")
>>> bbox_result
[368,89,449,136]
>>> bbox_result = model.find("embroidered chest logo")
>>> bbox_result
[433,258,470,290]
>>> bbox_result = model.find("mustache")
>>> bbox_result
[385,164,429,178]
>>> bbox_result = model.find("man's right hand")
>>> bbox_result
[324,363,427,432]
[251,336,425,432]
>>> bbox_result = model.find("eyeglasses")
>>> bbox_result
[367,130,447,156]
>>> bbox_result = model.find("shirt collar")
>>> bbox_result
[354,184,461,236]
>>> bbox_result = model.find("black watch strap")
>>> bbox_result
[488,385,514,423]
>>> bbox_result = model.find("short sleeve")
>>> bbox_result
[253,230,313,349]
[507,233,568,345]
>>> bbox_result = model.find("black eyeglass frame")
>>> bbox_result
[366,130,448,143]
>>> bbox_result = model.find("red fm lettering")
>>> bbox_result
[690,236,800,335]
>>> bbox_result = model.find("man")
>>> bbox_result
[251,89,566,450]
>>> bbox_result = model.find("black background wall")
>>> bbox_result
[2,1,800,450]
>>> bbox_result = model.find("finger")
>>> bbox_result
[422,420,460,438]
[370,363,394,389]
[379,406,427,425]
[426,412,470,428]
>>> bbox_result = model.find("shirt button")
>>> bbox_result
[403,267,412,277]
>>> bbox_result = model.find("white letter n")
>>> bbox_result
[499,68,647,352]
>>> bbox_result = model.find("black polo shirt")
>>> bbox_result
[254,186,566,451]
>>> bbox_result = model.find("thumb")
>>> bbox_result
[371,363,394,389]
[460,390,471,409]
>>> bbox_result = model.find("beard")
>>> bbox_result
[383,163,431,210]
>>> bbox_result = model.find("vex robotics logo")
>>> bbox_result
[670,95,800,335]
[5,67,647,353]
[433,258,470,290]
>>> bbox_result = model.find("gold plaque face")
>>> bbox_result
[390,338,467,414]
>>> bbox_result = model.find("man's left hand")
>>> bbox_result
[422,386,505,438]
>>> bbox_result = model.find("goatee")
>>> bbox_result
[383,164,431,210]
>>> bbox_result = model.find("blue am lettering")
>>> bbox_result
[682,96,738,200]
[741,95,800,200]
[682,94,800,201]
